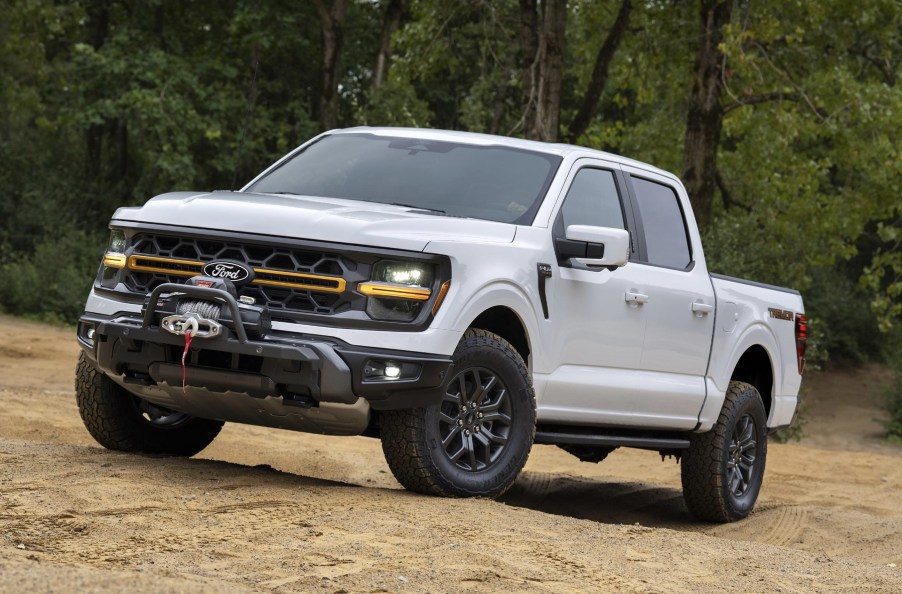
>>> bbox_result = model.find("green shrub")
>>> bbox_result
[803,268,884,364]
[0,230,103,324]
[884,371,902,442]
[772,397,809,443]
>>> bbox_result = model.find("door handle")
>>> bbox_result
[625,290,649,307]
[691,301,714,317]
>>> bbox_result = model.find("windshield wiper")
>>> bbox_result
[391,202,446,214]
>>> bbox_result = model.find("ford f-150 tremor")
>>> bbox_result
[76,127,806,522]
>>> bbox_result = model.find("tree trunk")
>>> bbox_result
[373,0,404,89]
[85,0,110,181]
[681,0,732,230]
[313,0,348,131]
[566,0,632,142]
[516,0,539,133]
[529,0,566,141]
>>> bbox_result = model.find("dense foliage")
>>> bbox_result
[1,0,899,375]
[885,367,902,441]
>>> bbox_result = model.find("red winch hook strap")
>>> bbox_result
[181,329,193,395]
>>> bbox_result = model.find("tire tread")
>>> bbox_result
[380,328,535,498]
[681,381,767,522]
[75,352,222,457]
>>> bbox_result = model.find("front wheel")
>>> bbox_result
[681,381,768,522]
[75,352,223,457]
[380,329,536,498]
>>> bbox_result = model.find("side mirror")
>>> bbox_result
[563,225,630,268]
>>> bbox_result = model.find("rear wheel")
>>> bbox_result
[681,381,768,522]
[380,329,536,498]
[75,352,222,457]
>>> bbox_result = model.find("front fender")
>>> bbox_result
[436,280,543,370]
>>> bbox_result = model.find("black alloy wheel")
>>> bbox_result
[438,367,513,472]
[726,413,758,497]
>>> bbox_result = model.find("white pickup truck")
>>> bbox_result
[76,127,806,522]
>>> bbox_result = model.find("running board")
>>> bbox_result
[534,429,690,451]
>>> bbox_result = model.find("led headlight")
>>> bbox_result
[108,229,126,253]
[374,261,434,287]
[102,229,127,269]
[360,260,436,322]
[99,229,127,287]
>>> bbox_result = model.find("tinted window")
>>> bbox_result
[247,134,562,224]
[631,177,691,269]
[560,168,625,231]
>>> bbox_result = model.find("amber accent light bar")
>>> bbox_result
[432,280,451,315]
[126,254,346,293]
[128,255,203,276]
[102,253,127,268]
[253,268,346,293]
[358,282,432,301]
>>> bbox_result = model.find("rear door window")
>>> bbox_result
[630,177,691,269]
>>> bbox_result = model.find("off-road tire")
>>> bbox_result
[75,352,223,457]
[380,329,536,498]
[681,381,768,522]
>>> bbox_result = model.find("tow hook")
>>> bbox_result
[161,313,222,339]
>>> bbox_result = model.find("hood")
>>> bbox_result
[112,191,517,251]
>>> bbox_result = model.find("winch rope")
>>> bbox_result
[176,299,219,395]
[181,329,193,395]
[177,299,222,320]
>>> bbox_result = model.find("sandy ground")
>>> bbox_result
[0,314,899,593]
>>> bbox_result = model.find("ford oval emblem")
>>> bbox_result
[202,261,251,284]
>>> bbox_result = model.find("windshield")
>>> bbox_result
[246,133,562,224]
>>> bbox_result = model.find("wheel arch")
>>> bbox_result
[729,344,774,419]
[700,322,783,431]
[442,280,541,369]
[468,306,531,365]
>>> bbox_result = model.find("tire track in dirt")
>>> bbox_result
[520,536,680,594]
[758,505,809,547]
[2,514,93,554]
[84,505,166,517]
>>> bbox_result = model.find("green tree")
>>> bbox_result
[0,0,899,340]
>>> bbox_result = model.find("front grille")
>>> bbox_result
[123,234,356,318]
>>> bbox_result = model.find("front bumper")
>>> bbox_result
[77,286,453,434]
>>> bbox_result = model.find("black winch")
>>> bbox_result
[148,276,272,341]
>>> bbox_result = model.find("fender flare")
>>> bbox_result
[445,281,544,370]
[698,322,780,431]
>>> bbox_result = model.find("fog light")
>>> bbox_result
[384,363,401,379]
[363,359,419,382]
[78,322,96,347]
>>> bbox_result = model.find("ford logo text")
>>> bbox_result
[202,261,251,283]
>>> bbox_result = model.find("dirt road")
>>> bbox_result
[0,315,899,593]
